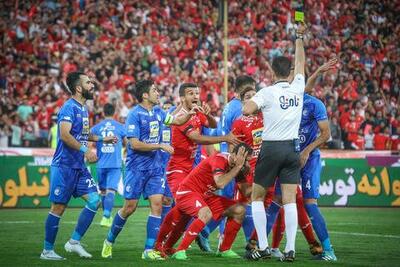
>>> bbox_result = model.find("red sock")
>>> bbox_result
[155,206,182,250]
[297,193,317,244]
[249,229,258,241]
[219,219,242,251]
[177,219,206,251]
[272,209,285,248]
[164,214,191,250]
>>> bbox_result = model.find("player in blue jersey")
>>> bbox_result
[91,103,127,227]
[101,79,196,260]
[40,72,117,260]
[299,59,338,261]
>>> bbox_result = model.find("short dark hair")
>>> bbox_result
[103,103,115,116]
[271,56,291,78]
[235,75,256,93]
[66,71,86,94]
[232,142,253,156]
[134,80,154,103]
[240,86,256,100]
[179,83,198,97]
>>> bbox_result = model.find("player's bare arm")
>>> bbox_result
[305,58,338,93]
[129,137,174,154]
[59,121,97,162]
[187,130,242,145]
[300,120,330,168]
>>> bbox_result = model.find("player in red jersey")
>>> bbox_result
[155,143,253,260]
[166,83,241,198]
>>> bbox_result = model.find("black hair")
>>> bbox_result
[235,75,256,93]
[66,71,86,95]
[240,86,256,100]
[103,103,115,117]
[179,83,198,97]
[232,142,253,156]
[271,56,292,78]
[134,79,154,103]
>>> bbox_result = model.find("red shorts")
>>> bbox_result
[166,169,189,198]
[234,175,276,207]
[176,191,237,221]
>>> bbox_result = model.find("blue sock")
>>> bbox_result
[71,206,97,241]
[305,203,332,251]
[219,218,226,236]
[101,194,106,211]
[161,204,172,222]
[266,201,281,235]
[242,205,254,241]
[200,219,220,238]
[44,212,61,250]
[103,192,115,218]
[145,215,162,250]
[107,210,127,243]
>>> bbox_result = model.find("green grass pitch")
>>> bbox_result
[1,207,399,266]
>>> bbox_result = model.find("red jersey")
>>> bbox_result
[374,134,390,150]
[231,113,263,168]
[167,110,208,172]
[178,153,229,195]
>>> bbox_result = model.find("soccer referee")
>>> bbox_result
[242,23,307,262]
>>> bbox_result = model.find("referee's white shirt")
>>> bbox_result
[251,74,305,141]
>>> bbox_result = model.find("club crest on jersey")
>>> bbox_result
[279,95,300,110]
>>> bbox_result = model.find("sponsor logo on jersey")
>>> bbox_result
[279,95,300,110]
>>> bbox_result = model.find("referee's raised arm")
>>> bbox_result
[294,23,306,77]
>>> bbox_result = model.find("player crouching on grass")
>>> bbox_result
[154,143,253,260]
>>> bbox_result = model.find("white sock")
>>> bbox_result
[283,203,298,252]
[251,201,268,250]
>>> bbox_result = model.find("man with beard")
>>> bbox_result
[41,72,117,260]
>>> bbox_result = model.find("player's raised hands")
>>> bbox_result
[225,132,243,145]
[103,136,118,144]
[201,102,211,116]
[160,144,174,154]
[317,58,338,73]
[85,150,98,163]
[234,146,248,168]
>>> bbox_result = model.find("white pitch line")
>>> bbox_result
[329,231,400,239]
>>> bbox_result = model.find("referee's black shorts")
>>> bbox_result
[254,140,301,188]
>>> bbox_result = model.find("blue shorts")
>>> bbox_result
[301,153,321,199]
[96,168,121,191]
[49,166,98,204]
[124,167,164,200]
[163,175,173,198]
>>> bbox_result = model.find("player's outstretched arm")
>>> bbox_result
[129,137,174,154]
[88,133,118,144]
[199,102,218,128]
[187,130,242,145]
[305,58,338,93]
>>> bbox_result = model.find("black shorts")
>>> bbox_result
[254,140,301,188]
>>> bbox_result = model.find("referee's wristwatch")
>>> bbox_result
[296,33,304,40]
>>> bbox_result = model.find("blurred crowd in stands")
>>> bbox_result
[0,0,398,150]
